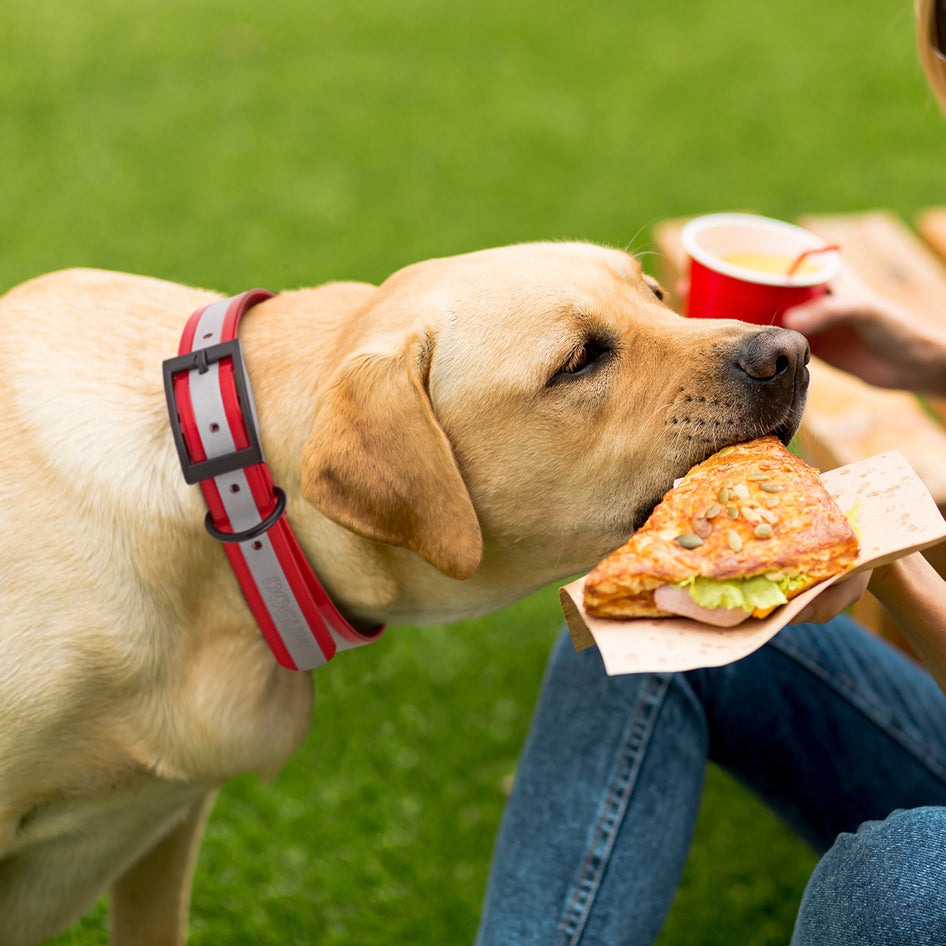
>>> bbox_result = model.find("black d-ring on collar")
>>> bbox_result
[204,488,287,544]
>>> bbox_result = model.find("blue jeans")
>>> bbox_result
[475,617,946,946]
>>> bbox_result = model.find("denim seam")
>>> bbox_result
[772,632,946,786]
[554,673,673,946]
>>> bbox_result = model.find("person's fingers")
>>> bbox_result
[782,302,834,334]
[792,571,871,625]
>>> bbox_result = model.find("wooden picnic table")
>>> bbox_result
[652,209,946,649]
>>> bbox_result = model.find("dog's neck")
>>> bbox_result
[231,288,400,620]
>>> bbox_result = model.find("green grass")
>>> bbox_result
[4,0,936,942]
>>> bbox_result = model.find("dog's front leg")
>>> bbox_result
[109,790,218,946]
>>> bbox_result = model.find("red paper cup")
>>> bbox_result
[681,213,841,325]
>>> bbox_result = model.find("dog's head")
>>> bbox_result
[300,242,808,611]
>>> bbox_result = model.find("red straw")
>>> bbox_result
[787,243,841,276]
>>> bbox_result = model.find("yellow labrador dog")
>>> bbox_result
[0,241,809,944]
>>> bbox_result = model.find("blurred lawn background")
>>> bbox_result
[4,0,940,943]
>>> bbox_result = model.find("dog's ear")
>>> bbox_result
[300,334,483,580]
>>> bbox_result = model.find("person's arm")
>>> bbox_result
[793,553,946,694]
[869,553,946,694]
[782,266,946,397]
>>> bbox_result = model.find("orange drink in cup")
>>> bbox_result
[681,213,841,326]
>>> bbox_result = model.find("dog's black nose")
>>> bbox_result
[736,328,810,384]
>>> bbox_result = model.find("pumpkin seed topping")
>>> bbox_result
[760,482,784,493]
[726,529,743,552]
[675,533,705,549]
[754,523,774,539]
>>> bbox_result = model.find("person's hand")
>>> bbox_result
[792,570,871,625]
[782,266,946,397]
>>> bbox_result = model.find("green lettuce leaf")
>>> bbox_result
[679,574,808,614]
[845,499,862,538]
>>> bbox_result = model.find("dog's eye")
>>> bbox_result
[551,338,612,383]
[644,276,665,301]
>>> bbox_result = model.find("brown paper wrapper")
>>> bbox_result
[560,450,946,675]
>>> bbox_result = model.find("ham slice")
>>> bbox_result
[653,584,750,627]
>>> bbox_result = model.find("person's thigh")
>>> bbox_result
[476,629,710,946]
[687,617,946,850]
[792,806,946,946]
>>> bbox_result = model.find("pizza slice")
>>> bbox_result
[583,436,859,626]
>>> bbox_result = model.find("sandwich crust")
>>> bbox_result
[583,436,859,619]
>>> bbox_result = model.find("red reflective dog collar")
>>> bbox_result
[163,290,384,670]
